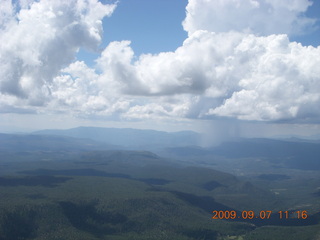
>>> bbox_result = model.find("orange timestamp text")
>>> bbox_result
[212,210,308,220]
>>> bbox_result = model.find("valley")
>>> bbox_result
[0,127,319,239]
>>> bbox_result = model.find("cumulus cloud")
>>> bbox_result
[91,0,319,122]
[208,34,320,121]
[97,31,245,97]
[183,0,316,36]
[121,95,197,120]
[49,61,130,117]
[95,31,320,121]
[1,0,320,124]
[0,0,116,104]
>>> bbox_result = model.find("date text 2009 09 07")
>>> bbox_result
[212,210,308,220]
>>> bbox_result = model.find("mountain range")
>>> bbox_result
[33,126,200,149]
[0,126,319,170]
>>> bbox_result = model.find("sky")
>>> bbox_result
[0,0,320,141]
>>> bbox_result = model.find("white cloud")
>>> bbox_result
[97,31,245,97]
[209,34,320,121]
[1,0,319,125]
[0,0,116,104]
[49,61,131,118]
[122,95,196,120]
[95,31,320,122]
[0,0,14,30]
[96,40,148,95]
[183,0,316,36]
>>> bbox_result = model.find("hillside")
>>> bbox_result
[1,149,319,239]
[0,128,320,239]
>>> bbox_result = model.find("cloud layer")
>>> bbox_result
[0,0,319,123]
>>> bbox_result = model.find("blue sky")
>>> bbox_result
[290,0,320,46]
[1,0,320,139]
[77,0,188,66]
[78,0,320,65]
[103,0,188,54]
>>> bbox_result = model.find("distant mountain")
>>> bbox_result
[272,134,320,142]
[0,133,115,152]
[213,138,320,161]
[163,138,320,170]
[33,126,201,149]
[3,127,320,171]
